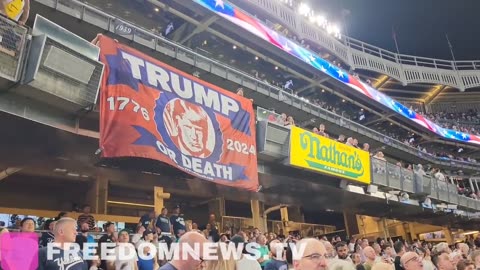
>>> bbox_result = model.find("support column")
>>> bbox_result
[382,218,390,239]
[87,177,109,214]
[401,222,412,243]
[280,206,289,233]
[154,186,171,215]
[251,199,266,232]
[443,228,454,245]
[344,212,359,237]
[408,223,417,241]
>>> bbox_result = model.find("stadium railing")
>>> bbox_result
[34,0,480,171]
[245,0,480,90]
[256,116,480,212]
[221,216,336,236]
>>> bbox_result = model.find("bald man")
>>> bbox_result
[38,217,99,270]
[360,246,376,270]
[292,238,328,270]
[400,252,423,270]
[159,231,207,270]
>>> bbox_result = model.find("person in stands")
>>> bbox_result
[400,252,424,270]
[108,229,138,270]
[156,207,172,235]
[394,241,406,270]
[335,242,351,262]
[98,222,116,270]
[230,235,262,270]
[292,238,327,270]
[358,246,375,270]
[257,234,271,268]
[39,219,55,247]
[75,221,94,250]
[38,217,99,270]
[264,239,288,270]
[471,250,480,269]
[20,217,35,232]
[456,260,475,270]
[170,205,186,239]
[139,210,156,230]
[159,231,207,270]
[0,0,30,25]
[432,251,456,270]
[77,204,96,231]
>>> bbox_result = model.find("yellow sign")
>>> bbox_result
[289,126,371,184]
[4,0,24,21]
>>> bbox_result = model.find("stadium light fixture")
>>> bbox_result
[255,56,259,60]
[332,24,341,36]
[275,66,279,70]
[316,15,327,27]
[326,24,334,35]
[232,45,237,50]
[154,7,160,12]
[298,3,311,16]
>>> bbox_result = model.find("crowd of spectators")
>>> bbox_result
[87,0,480,167]
[4,208,480,270]
[259,104,480,202]
[428,111,480,136]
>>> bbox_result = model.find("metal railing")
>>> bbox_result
[243,0,480,90]
[221,216,336,236]
[0,14,28,82]
[257,107,480,170]
[34,0,480,171]
[371,157,480,212]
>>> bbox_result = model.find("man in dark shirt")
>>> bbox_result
[265,240,289,270]
[77,204,96,231]
[38,217,99,270]
[156,207,172,234]
[206,213,220,242]
[139,210,156,230]
[39,220,55,247]
[98,222,116,270]
[394,241,406,270]
[75,222,95,250]
[169,205,186,239]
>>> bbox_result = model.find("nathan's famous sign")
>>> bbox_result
[98,36,258,191]
[289,126,371,184]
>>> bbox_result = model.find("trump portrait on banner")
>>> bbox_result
[163,98,215,158]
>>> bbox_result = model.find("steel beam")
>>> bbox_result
[364,113,396,126]
[0,167,22,181]
[374,75,390,89]
[424,85,447,105]
[179,15,218,45]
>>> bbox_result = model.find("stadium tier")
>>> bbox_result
[1,0,480,269]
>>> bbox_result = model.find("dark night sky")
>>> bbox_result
[312,0,478,60]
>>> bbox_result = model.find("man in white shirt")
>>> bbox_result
[231,235,262,270]
[108,229,138,270]
[434,169,446,181]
